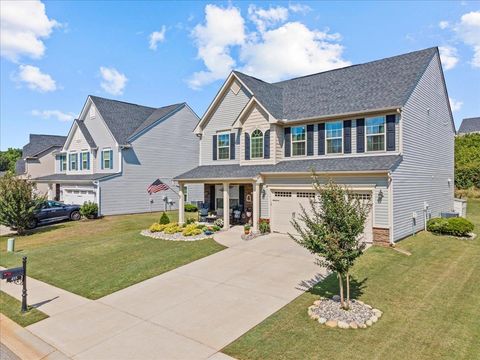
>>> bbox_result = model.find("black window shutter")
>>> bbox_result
[356,119,365,153]
[264,129,270,159]
[230,133,235,159]
[386,115,396,151]
[307,124,314,156]
[284,127,291,157]
[239,185,245,209]
[209,185,215,210]
[245,132,250,160]
[212,135,217,160]
[344,120,352,154]
[318,123,325,155]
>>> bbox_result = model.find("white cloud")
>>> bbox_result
[240,22,349,82]
[188,4,246,89]
[99,67,128,95]
[455,11,480,68]
[188,4,349,89]
[0,0,59,61]
[449,97,463,112]
[149,25,166,50]
[248,5,289,33]
[31,109,75,122]
[288,4,312,14]
[16,64,57,92]
[439,20,449,30]
[439,46,459,70]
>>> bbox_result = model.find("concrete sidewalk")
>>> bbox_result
[3,230,323,359]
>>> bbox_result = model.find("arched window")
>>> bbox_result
[251,129,263,158]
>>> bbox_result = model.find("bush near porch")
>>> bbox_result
[223,199,480,359]
[0,211,225,299]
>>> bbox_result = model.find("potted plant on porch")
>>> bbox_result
[244,224,251,235]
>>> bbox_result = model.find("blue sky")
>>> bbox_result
[1,0,479,150]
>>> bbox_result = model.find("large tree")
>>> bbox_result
[0,173,45,234]
[0,148,22,173]
[290,176,371,309]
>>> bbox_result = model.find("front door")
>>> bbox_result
[55,184,60,201]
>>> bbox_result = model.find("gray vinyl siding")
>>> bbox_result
[391,54,455,241]
[99,106,203,215]
[260,184,269,218]
[263,175,389,227]
[200,86,250,165]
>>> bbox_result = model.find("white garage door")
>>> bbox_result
[270,189,373,243]
[63,189,96,205]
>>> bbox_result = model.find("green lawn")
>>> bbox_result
[0,291,48,327]
[223,200,480,360]
[0,211,225,299]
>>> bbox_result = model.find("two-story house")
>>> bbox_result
[175,47,455,245]
[16,134,67,198]
[34,95,203,215]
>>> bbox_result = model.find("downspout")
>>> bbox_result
[388,171,394,245]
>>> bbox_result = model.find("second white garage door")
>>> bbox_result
[62,189,96,205]
[270,189,373,243]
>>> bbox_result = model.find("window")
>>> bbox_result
[297,192,315,198]
[250,129,263,158]
[184,186,188,202]
[70,153,77,170]
[274,191,292,197]
[326,121,343,154]
[59,155,67,171]
[217,133,230,160]
[102,149,111,169]
[81,152,89,170]
[291,126,306,156]
[366,116,386,152]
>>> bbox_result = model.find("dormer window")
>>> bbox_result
[69,153,78,171]
[251,129,264,158]
[291,126,306,156]
[366,116,386,152]
[59,154,67,171]
[102,149,112,169]
[326,121,343,154]
[80,151,90,170]
[217,133,230,160]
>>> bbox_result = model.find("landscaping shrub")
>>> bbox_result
[80,201,98,219]
[427,217,474,237]
[163,222,181,234]
[184,203,198,212]
[196,224,206,230]
[185,217,196,224]
[149,223,167,232]
[214,218,224,228]
[212,225,221,232]
[455,133,480,190]
[259,218,270,234]
[182,224,202,236]
[159,212,170,224]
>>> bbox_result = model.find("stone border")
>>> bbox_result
[140,230,213,241]
[308,297,382,329]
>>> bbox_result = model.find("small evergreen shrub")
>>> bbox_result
[184,203,198,212]
[80,201,98,219]
[427,217,474,237]
[159,212,170,224]
[212,225,221,232]
[259,218,270,234]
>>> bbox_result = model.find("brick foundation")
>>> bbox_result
[373,227,390,246]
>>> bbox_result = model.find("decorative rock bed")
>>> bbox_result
[140,230,213,241]
[308,296,382,329]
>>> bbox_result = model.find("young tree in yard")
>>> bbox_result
[0,148,22,173]
[0,173,45,234]
[290,176,371,310]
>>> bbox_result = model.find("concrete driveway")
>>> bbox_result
[27,228,325,359]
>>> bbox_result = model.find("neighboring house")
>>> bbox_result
[16,134,67,198]
[34,96,203,215]
[457,117,480,135]
[175,47,455,245]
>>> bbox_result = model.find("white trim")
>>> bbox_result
[216,131,230,160]
[278,107,401,124]
[325,120,343,155]
[365,116,387,153]
[232,96,276,129]
[250,128,264,159]
[291,125,306,157]
[78,97,119,147]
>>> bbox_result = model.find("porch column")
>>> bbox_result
[252,181,260,232]
[47,183,53,200]
[178,182,185,225]
[223,182,230,229]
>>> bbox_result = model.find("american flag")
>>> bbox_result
[147,179,169,194]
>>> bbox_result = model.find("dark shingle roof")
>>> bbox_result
[34,173,115,181]
[233,47,438,120]
[89,96,187,144]
[175,155,402,180]
[458,117,480,134]
[74,119,97,148]
[22,134,66,157]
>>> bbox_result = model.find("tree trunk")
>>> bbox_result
[346,272,350,310]
[338,272,344,308]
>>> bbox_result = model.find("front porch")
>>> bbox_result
[178,180,262,231]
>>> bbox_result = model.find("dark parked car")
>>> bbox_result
[28,201,81,229]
